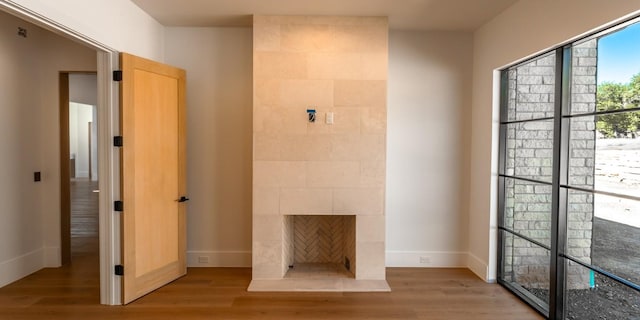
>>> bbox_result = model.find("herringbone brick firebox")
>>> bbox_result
[283,215,356,277]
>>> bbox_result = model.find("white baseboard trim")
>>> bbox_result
[75,171,89,178]
[467,252,490,281]
[187,251,251,267]
[0,249,44,288]
[385,251,468,267]
[43,247,61,267]
[184,250,493,282]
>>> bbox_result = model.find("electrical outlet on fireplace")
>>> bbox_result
[419,256,431,264]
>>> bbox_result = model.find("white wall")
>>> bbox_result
[163,27,474,268]
[69,102,94,178]
[469,0,640,281]
[91,105,97,181]
[386,31,472,267]
[69,73,98,180]
[0,8,43,287]
[0,10,96,287]
[4,0,165,61]
[69,73,97,106]
[164,27,254,267]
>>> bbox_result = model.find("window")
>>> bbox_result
[498,19,640,319]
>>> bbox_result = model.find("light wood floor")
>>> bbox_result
[0,181,543,320]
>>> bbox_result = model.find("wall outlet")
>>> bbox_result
[198,256,209,263]
[419,256,431,264]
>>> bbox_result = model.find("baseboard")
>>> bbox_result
[43,246,61,267]
[75,171,89,178]
[185,250,491,279]
[187,251,251,267]
[385,251,468,267]
[467,252,490,281]
[0,249,44,288]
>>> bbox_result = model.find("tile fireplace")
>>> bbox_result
[249,15,389,292]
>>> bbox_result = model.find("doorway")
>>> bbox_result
[1,2,187,305]
[60,72,99,266]
[0,2,120,304]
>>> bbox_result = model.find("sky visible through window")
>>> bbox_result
[597,22,640,84]
[593,21,640,229]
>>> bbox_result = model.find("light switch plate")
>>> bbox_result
[326,112,334,124]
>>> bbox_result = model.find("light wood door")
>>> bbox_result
[120,53,187,304]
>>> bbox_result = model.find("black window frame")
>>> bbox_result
[497,17,640,320]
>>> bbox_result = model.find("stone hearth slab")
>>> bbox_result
[247,279,391,292]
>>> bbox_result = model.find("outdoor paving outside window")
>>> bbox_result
[498,19,640,320]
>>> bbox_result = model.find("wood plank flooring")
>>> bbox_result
[0,265,544,320]
[0,257,544,319]
[0,181,543,320]
[70,179,99,239]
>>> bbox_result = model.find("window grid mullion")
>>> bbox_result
[497,70,509,282]
[548,46,569,320]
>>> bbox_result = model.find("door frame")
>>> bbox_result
[0,2,122,305]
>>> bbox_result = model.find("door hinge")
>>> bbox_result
[113,136,123,147]
[115,265,124,276]
[113,70,122,82]
[114,201,124,212]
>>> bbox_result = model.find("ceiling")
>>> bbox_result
[131,0,518,31]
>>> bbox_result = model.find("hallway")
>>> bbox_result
[70,179,100,255]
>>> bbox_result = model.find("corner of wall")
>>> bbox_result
[467,1,640,285]
[44,246,61,267]
[467,251,491,282]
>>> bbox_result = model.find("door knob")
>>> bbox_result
[177,196,190,202]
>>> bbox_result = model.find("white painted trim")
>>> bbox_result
[488,68,502,283]
[0,249,44,287]
[97,50,121,306]
[187,251,252,267]
[467,252,491,282]
[385,251,468,267]
[0,1,115,52]
[0,0,121,305]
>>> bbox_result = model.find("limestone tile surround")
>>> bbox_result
[251,15,389,291]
